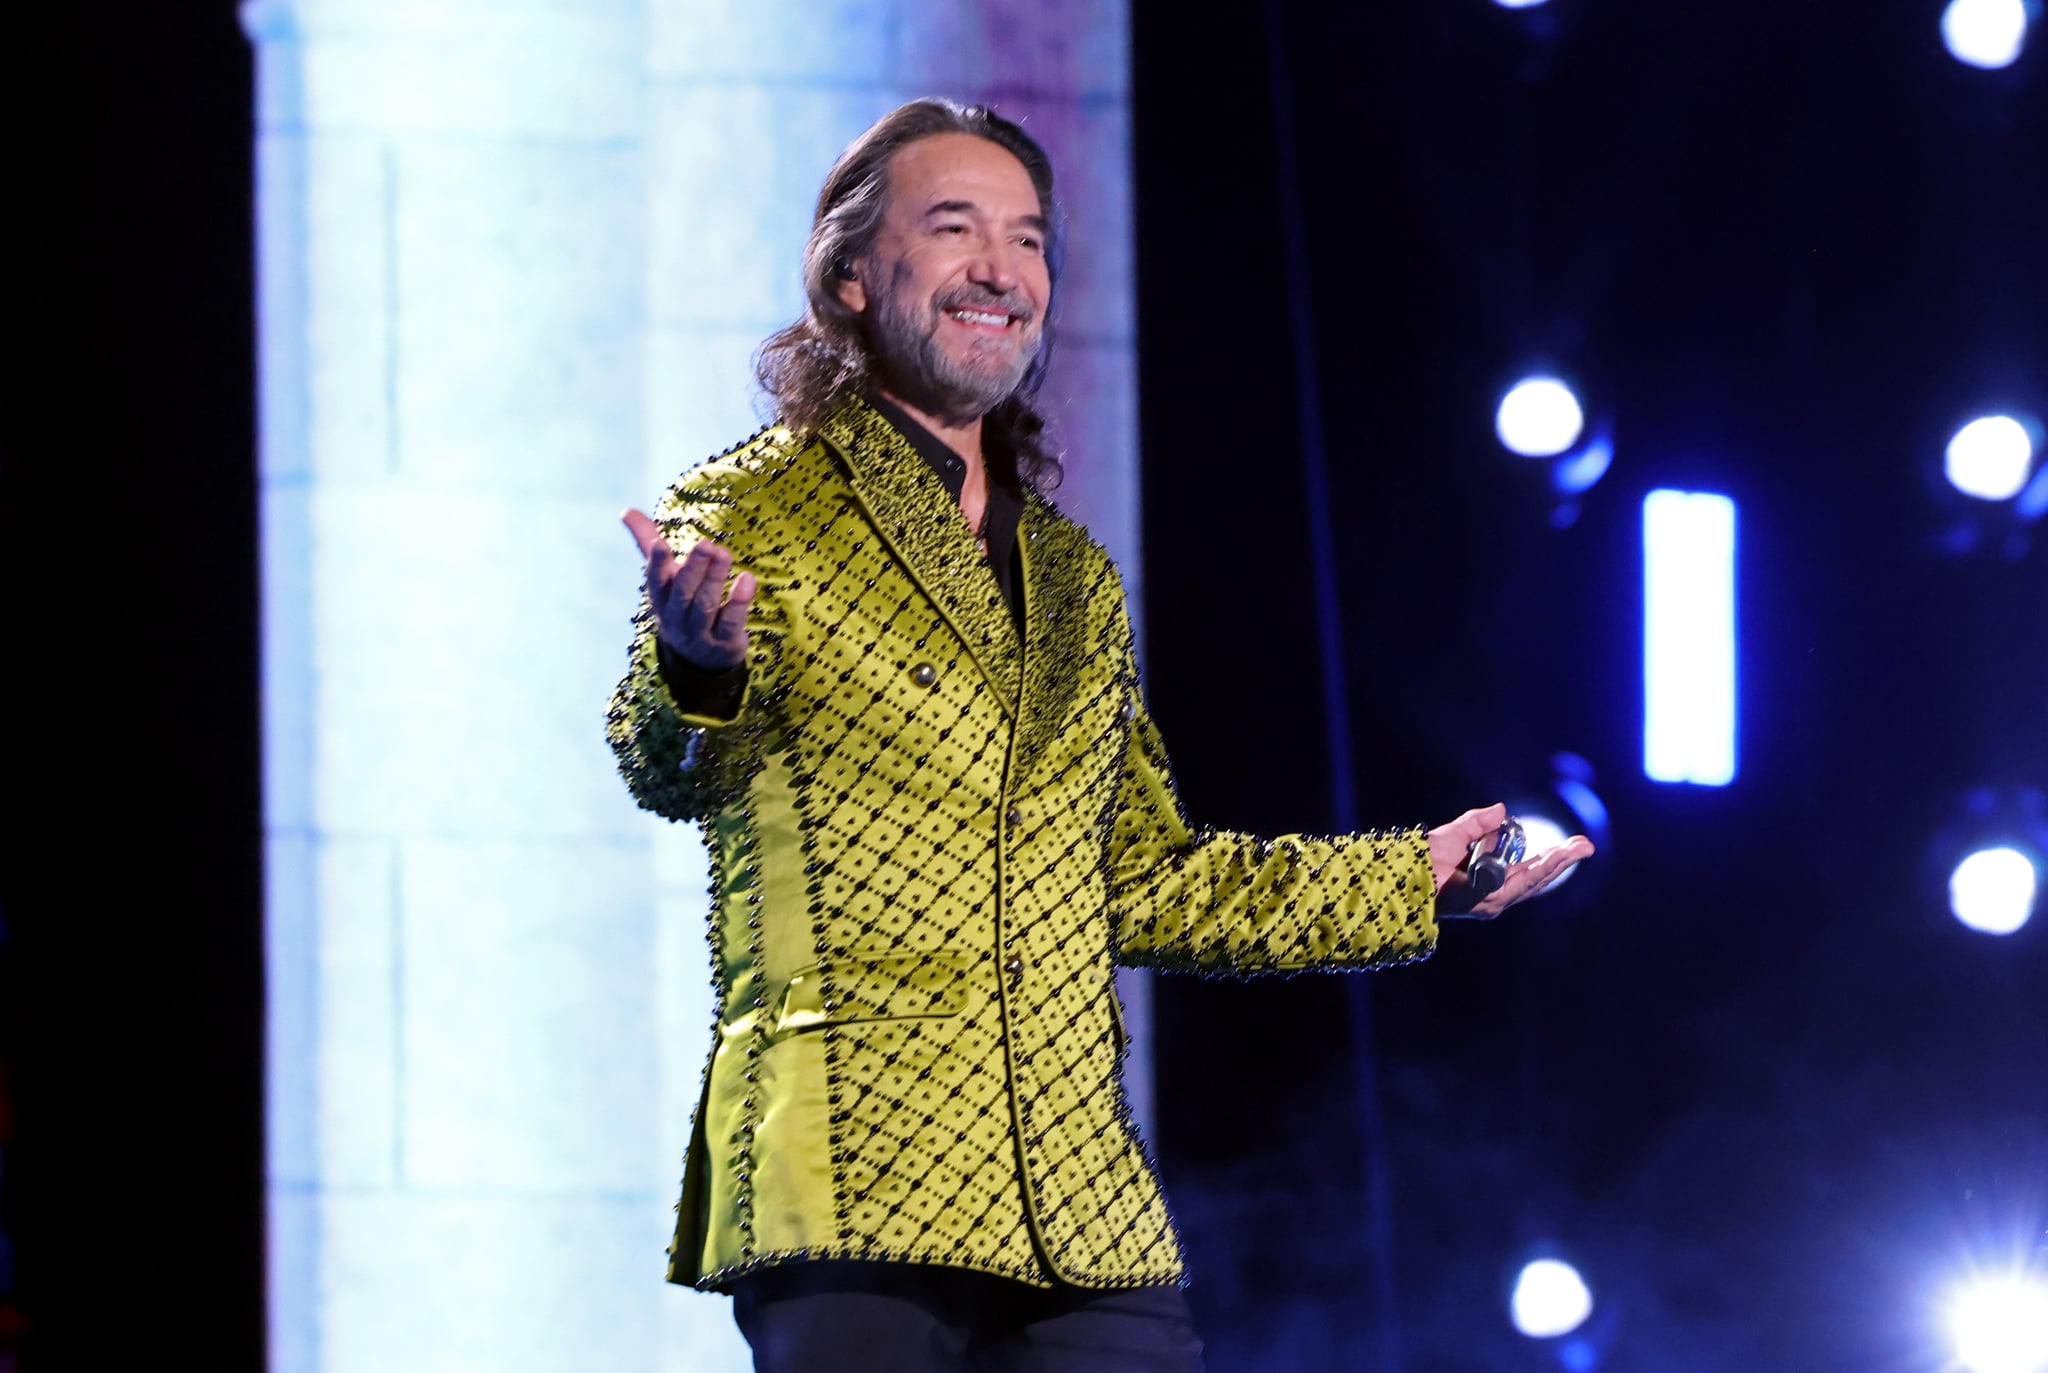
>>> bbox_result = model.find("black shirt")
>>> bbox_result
[660,398,1026,716]
[864,392,1026,632]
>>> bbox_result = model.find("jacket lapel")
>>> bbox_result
[1013,495,1099,779]
[820,398,1024,717]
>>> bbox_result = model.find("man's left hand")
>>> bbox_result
[1426,803,1597,920]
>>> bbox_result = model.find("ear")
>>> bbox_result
[834,273,868,315]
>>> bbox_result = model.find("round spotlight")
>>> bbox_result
[1516,812,1581,891]
[1942,0,2031,69]
[1497,377,1585,458]
[1519,813,1572,856]
[1494,0,1550,8]
[1511,1258,1593,1339]
[1948,846,2039,935]
[1949,1275,2048,1373]
[1947,416,2037,501]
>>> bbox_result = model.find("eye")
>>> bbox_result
[1016,234,1043,253]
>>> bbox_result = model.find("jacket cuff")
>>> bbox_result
[657,642,749,726]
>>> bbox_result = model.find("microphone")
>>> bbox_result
[1466,818,1527,899]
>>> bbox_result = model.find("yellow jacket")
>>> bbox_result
[608,397,1439,1292]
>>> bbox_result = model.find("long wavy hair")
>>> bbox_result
[754,99,1066,492]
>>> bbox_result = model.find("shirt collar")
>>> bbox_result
[863,391,1022,500]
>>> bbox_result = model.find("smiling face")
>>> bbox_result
[835,132,1052,423]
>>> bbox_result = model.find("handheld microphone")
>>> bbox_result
[1466,818,1527,900]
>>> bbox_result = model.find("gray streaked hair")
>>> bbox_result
[753,98,1065,491]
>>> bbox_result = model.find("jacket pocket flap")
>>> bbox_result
[776,951,970,1032]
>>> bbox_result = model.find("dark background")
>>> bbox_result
[4,2,2043,1369]
[7,7,264,1372]
[1134,2,2047,1370]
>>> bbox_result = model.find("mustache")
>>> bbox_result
[933,287,1037,324]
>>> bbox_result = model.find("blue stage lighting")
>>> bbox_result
[1942,0,2031,69]
[1552,773,1610,840]
[1494,0,1551,8]
[1947,416,2038,501]
[1497,377,1585,458]
[2020,461,2048,522]
[1643,491,1738,787]
[1497,759,1609,900]
[1553,432,1614,497]
[1558,1338,1601,1373]
[1948,846,2039,935]
[1511,1258,1594,1339]
[1948,1274,2048,1373]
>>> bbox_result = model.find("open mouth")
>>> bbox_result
[945,307,1017,330]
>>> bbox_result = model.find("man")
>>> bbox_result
[609,99,1592,1373]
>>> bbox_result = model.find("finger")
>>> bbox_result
[686,543,734,628]
[1539,836,1594,875]
[644,538,677,601]
[1472,852,1557,915]
[624,510,687,611]
[621,508,664,560]
[669,541,724,617]
[1519,841,1581,888]
[1517,853,1574,900]
[715,570,758,637]
[1454,802,1510,847]
[1427,803,1506,851]
[708,571,757,651]
[1479,838,1592,914]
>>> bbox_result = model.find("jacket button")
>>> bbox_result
[1003,955,1024,977]
[1006,806,1023,827]
[1118,699,1135,723]
[911,662,938,688]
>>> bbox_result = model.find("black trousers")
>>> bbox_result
[731,1260,1206,1373]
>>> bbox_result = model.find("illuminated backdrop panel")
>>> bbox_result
[247,1,1136,1369]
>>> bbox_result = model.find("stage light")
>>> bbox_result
[1948,1274,2048,1373]
[1947,416,2037,501]
[1942,0,2031,70]
[1519,812,1571,858]
[1557,1339,1601,1373]
[1494,0,1550,8]
[1497,377,1585,458]
[1643,490,1737,787]
[1552,771,1610,841]
[2019,462,2048,522]
[1512,1258,1594,1339]
[1511,812,1581,891]
[1498,759,1608,901]
[1553,432,1614,497]
[1948,846,2039,935]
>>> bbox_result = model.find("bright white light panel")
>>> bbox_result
[1643,490,1738,787]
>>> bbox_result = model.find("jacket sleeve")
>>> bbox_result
[1106,702,1439,974]
[606,466,788,823]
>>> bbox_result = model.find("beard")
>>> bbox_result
[866,280,1043,423]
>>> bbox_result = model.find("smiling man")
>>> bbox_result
[608,99,1592,1373]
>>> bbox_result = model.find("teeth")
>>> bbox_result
[950,309,1009,326]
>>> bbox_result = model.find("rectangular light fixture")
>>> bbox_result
[1643,489,1738,786]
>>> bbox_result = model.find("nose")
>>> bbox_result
[968,239,1021,295]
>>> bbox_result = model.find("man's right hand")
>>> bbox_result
[622,508,755,670]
